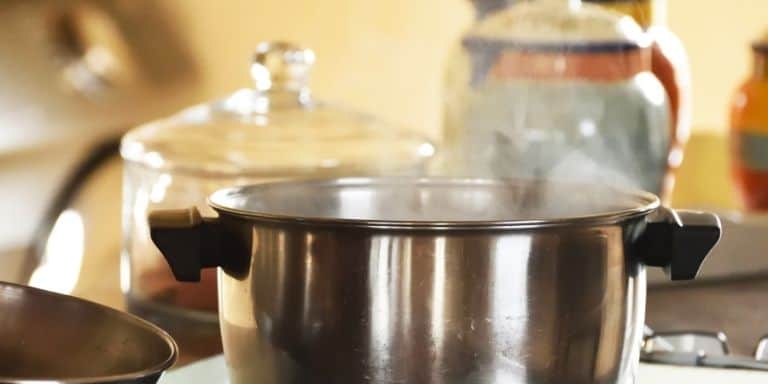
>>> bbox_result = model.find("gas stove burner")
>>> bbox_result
[642,328,768,371]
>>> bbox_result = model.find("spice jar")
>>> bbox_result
[441,0,671,195]
[731,33,768,211]
[120,42,435,331]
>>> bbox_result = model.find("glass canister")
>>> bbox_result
[441,0,671,196]
[584,0,691,199]
[120,42,435,333]
[730,34,768,211]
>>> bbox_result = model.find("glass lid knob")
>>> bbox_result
[250,41,315,92]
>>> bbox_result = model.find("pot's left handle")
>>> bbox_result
[149,208,221,282]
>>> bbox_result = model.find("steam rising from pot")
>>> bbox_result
[438,71,670,197]
[437,0,672,203]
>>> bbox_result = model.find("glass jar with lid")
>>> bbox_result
[441,0,671,196]
[120,42,435,334]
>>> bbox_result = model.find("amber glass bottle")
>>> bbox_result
[586,0,691,200]
[730,40,768,211]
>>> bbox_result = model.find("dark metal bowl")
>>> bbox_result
[0,282,177,383]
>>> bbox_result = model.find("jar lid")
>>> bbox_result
[470,0,517,20]
[121,42,435,176]
[466,0,650,52]
[583,0,656,29]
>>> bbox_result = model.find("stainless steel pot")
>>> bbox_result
[148,177,721,384]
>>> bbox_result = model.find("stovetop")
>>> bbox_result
[647,275,768,356]
[160,355,768,384]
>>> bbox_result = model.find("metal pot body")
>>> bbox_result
[217,217,645,384]
[149,177,720,384]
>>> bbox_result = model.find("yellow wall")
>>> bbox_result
[165,0,766,137]
[164,0,472,138]
[668,0,765,133]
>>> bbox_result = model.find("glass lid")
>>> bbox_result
[467,0,650,50]
[209,177,659,228]
[121,42,435,176]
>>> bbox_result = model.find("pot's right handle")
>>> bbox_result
[636,207,722,281]
[149,207,221,282]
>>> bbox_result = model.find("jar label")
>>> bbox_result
[738,131,768,171]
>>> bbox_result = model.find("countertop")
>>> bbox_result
[160,354,768,383]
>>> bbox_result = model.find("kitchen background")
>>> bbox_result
[1,0,759,251]
[2,0,768,378]
[0,0,757,280]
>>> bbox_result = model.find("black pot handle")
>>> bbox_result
[149,207,220,282]
[637,207,722,281]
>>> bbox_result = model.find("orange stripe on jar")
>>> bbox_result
[487,46,651,82]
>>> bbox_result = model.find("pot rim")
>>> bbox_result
[208,177,661,230]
